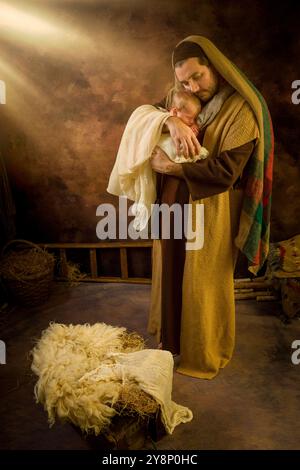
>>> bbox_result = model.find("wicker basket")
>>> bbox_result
[0,239,55,307]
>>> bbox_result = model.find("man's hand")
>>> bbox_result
[150,146,184,178]
[166,116,201,158]
[191,124,200,135]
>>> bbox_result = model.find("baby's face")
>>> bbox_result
[171,99,201,127]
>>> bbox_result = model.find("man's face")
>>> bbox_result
[175,57,219,103]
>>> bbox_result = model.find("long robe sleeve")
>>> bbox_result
[182,140,256,200]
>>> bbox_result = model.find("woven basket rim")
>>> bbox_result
[0,239,55,282]
[1,262,54,282]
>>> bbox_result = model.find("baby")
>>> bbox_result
[158,88,209,162]
[107,89,209,233]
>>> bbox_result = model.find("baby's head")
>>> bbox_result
[167,88,202,127]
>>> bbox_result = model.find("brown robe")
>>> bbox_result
[155,139,255,355]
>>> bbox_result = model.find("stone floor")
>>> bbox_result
[1,282,300,450]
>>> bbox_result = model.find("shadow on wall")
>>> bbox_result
[0,0,299,244]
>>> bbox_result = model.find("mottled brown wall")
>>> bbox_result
[0,0,299,243]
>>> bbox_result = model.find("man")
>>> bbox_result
[147,36,274,379]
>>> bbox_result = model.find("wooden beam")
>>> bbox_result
[235,290,273,300]
[120,248,128,279]
[40,241,153,249]
[59,249,68,278]
[56,277,151,285]
[234,281,273,290]
[39,241,152,285]
[89,249,98,278]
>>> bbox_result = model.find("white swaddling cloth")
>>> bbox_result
[158,133,209,163]
[107,105,209,231]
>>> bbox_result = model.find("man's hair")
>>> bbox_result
[175,56,209,68]
[173,41,210,68]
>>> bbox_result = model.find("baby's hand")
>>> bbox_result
[191,124,200,135]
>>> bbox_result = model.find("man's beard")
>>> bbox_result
[196,91,212,102]
[196,84,218,103]
[197,71,219,102]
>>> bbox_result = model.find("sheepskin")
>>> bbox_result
[31,322,193,435]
